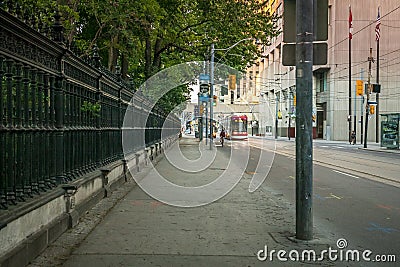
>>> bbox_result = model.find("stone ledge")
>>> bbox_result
[0,138,178,267]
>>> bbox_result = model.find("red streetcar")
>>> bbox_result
[222,115,248,140]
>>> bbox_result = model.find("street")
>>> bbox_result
[246,137,400,260]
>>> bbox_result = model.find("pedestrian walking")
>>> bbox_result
[350,131,356,145]
[219,128,226,147]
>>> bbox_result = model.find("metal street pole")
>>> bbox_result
[364,48,373,148]
[288,92,292,140]
[198,92,201,140]
[348,14,352,144]
[376,39,380,143]
[205,104,208,145]
[360,68,364,144]
[210,44,215,149]
[353,80,357,144]
[296,0,313,240]
[275,96,278,139]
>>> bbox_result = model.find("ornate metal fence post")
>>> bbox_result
[30,68,40,194]
[0,56,6,208]
[54,75,66,183]
[52,10,64,45]
[22,64,33,197]
[37,70,47,191]
[43,73,54,188]
[48,75,57,185]
[5,58,16,205]
[14,62,25,201]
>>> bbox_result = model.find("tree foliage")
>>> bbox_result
[14,0,280,113]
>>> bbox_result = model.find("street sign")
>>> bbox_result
[282,43,328,66]
[283,0,328,43]
[199,95,209,103]
[200,83,210,97]
[199,74,210,82]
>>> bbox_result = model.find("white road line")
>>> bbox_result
[332,170,360,179]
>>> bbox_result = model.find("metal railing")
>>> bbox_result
[0,8,180,209]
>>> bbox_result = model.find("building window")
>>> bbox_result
[316,72,326,93]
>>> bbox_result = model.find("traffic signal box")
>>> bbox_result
[200,104,204,115]
[228,75,236,90]
[356,80,364,96]
[370,105,375,114]
[364,83,381,94]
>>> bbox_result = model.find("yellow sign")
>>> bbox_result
[293,95,296,106]
[228,75,236,90]
[356,80,364,96]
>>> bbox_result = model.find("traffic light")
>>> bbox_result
[356,80,364,96]
[370,105,375,114]
[213,95,217,106]
[228,75,236,90]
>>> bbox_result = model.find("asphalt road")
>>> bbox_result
[222,138,400,265]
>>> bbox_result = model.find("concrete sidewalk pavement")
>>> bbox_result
[30,136,338,267]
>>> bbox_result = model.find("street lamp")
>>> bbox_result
[210,38,254,149]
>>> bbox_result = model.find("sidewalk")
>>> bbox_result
[29,136,338,267]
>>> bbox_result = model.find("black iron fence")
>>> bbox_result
[0,8,180,209]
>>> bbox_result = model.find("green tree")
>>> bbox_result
[14,0,280,113]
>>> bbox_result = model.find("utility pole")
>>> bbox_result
[198,92,201,141]
[210,44,215,149]
[348,5,352,144]
[360,68,364,144]
[353,79,357,144]
[364,48,373,148]
[288,92,292,140]
[296,0,313,240]
[376,36,380,143]
[275,95,279,139]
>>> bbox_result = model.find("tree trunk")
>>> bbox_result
[121,54,129,80]
[108,35,119,72]
[153,37,163,70]
[145,37,152,79]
